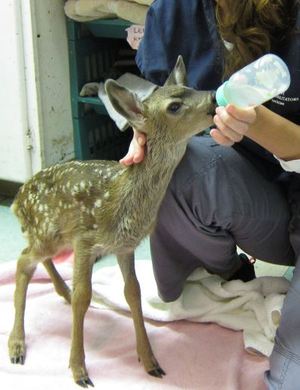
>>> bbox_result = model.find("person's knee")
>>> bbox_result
[266,340,300,389]
[170,136,220,189]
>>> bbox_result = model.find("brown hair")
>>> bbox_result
[215,0,298,78]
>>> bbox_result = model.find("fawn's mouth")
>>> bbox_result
[207,91,217,116]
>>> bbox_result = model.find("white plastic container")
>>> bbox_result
[216,54,291,107]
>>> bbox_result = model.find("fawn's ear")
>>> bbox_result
[164,55,187,86]
[105,80,146,131]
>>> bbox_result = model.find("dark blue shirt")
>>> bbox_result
[136,0,300,168]
[136,0,223,90]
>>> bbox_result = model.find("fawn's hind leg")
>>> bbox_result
[116,252,165,378]
[8,248,38,364]
[69,242,94,387]
[43,258,71,303]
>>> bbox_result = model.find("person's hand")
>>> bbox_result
[119,129,147,166]
[210,104,257,146]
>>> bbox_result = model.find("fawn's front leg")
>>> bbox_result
[8,249,37,364]
[69,244,94,388]
[116,252,165,378]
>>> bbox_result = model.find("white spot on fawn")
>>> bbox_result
[95,199,102,208]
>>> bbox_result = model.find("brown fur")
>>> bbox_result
[8,56,214,387]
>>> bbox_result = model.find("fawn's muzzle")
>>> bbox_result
[207,91,217,116]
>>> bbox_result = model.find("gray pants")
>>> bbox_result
[150,136,300,389]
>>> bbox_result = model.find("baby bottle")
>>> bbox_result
[216,54,291,107]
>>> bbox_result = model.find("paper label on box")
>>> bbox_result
[126,25,145,50]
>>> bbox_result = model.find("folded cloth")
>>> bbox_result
[64,0,150,24]
[97,73,157,130]
[64,0,115,21]
[127,0,153,5]
[91,260,290,357]
[108,0,149,24]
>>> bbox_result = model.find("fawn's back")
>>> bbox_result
[13,159,128,255]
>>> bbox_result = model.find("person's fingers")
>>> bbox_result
[133,147,145,163]
[213,113,244,143]
[215,107,249,136]
[210,128,235,146]
[119,153,134,165]
[119,131,146,165]
[119,141,136,166]
[225,104,257,125]
[137,134,146,146]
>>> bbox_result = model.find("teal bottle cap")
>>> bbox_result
[216,81,229,106]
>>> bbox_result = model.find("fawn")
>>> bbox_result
[8,56,215,387]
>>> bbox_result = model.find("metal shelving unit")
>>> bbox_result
[67,18,134,160]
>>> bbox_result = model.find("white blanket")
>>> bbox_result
[92,260,290,357]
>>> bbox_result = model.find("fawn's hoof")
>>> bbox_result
[148,366,166,378]
[8,340,26,365]
[138,353,166,378]
[75,376,94,388]
[10,355,25,365]
[142,356,166,378]
[72,364,94,388]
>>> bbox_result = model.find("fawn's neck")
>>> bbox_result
[130,137,186,193]
[109,135,187,241]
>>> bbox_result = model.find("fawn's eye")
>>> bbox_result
[167,101,183,114]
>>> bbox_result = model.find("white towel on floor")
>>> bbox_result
[91,260,290,357]
[98,73,158,130]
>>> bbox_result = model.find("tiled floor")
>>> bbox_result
[0,194,293,280]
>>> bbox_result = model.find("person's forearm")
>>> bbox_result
[247,105,300,161]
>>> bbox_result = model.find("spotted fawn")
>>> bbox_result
[8,56,215,387]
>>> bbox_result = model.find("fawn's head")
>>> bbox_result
[105,56,216,143]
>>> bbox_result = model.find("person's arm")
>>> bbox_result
[121,104,300,170]
[211,104,300,161]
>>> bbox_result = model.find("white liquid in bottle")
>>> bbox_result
[216,54,291,107]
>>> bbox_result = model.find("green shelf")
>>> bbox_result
[85,19,132,39]
[67,18,134,160]
[78,96,108,115]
